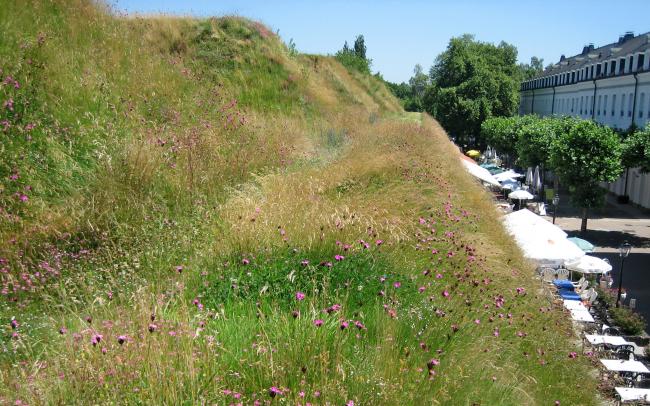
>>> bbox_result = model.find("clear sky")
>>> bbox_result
[115,0,650,83]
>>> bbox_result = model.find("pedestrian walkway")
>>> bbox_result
[542,192,650,253]
[541,190,650,323]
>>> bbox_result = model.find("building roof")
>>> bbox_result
[529,32,650,80]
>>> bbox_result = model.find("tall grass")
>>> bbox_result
[0,1,600,405]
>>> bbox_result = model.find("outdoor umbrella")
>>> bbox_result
[565,255,612,274]
[513,233,585,267]
[460,157,501,187]
[508,189,534,210]
[500,179,520,190]
[533,166,541,193]
[508,190,534,200]
[525,167,533,185]
[502,208,567,240]
[494,170,524,182]
[567,237,595,253]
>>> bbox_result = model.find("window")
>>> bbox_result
[589,96,593,115]
[620,58,625,74]
[597,95,602,115]
[611,94,616,116]
[572,72,576,83]
[629,93,633,117]
[621,93,625,117]
[611,61,617,75]
[638,54,646,70]
[640,93,645,118]
[571,98,575,113]
[580,96,584,115]
[629,56,634,72]
[596,64,602,76]
[590,65,594,78]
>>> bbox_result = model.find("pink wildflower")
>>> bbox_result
[268,387,283,397]
[313,319,324,327]
[91,334,103,346]
[295,291,306,301]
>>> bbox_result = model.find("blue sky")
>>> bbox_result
[115,0,650,83]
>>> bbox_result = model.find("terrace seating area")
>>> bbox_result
[545,265,650,404]
[460,152,650,404]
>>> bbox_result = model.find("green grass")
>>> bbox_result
[0,1,602,405]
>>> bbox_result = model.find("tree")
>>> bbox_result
[426,34,521,147]
[383,64,430,112]
[622,125,650,172]
[481,115,536,162]
[409,64,429,100]
[335,35,371,74]
[518,56,544,81]
[515,116,569,168]
[353,35,366,60]
[549,120,623,232]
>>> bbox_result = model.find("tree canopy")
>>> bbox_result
[622,125,650,172]
[514,116,573,168]
[335,35,372,74]
[549,120,623,232]
[426,35,522,147]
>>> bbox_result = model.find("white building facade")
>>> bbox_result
[519,32,650,209]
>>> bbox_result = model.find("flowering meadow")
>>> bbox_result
[0,1,601,404]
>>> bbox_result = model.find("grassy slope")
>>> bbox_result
[0,1,599,404]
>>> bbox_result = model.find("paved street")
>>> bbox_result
[542,193,650,322]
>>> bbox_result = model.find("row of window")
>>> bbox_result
[521,51,648,90]
[526,92,650,121]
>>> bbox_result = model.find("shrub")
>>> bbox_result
[609,307,646,335]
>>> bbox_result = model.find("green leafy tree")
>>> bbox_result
[353,35,366,60]
[515,116,570,168]
[481,115,536,161]
[335,35,371,74]
[518,56,544,81]
[622,125,650,172]
[426,35,521,147]
[384,64,429,112]
[409,64,429,100]
[549,120,623,232]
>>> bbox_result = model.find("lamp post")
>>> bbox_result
[616,241,632,308]
[552,194,560,224]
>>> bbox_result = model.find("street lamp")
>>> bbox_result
[552,194,560,224]
[616,241,632,308]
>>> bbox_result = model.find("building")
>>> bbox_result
[519,32,650,208]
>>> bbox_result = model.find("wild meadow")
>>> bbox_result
[0,1,600,404]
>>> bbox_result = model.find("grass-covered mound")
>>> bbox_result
[1,1,599,404]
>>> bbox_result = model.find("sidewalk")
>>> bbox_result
[542,192,650,253]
